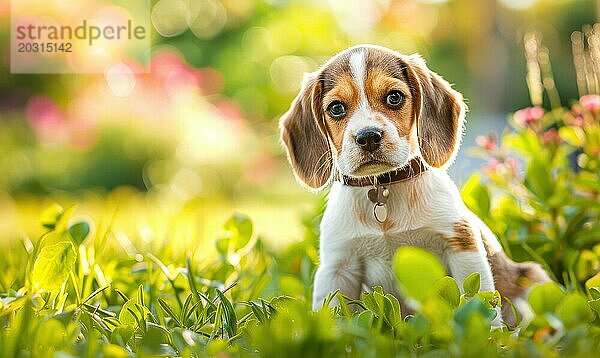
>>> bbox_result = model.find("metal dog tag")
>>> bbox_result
[367,186,389,204]
[373,203,387,223]
[368,184,389,223]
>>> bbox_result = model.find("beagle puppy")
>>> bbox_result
[279,44,550,326]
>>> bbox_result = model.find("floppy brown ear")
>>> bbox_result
[279,72,332,190]
[405,54,466,168]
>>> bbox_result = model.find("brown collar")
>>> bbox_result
[341,158,428,187]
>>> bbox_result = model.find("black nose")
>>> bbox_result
[355,129,383,152]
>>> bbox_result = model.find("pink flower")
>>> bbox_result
[150,51,202,94]
[504,156,518,171]
[542,129,561,146]
[213,99,243,122]
[571,104,583,116]
[476,134,497,151]
[484,158,501,171]
[25,95,62,127]
[483,156,518,176]
[197,67,224,95]
[25,95,69,143]
[514,106,544,126]
[580,94,600,111]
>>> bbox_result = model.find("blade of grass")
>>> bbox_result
[81,285,110,306]
[158,298,183,327]
[215,289,237,338]
[186,257,202,304]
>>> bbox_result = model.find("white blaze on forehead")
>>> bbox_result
[349,50,366,93]
[347,49,373,131]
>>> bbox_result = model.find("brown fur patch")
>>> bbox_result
[446,221,478,252]
[364,67,414,136]
[406,180,422,209]
[279,73,331,189]
[404,55,464,168]
[380,217,395,232]
[483,238,550,298]
[280,46,465,189]
[356,202,369,227]
[481,230,551,325]
[321,72,359,153]
[316,47,421,158]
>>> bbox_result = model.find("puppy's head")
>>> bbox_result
[280,45,466,190]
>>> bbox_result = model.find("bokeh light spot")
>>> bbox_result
[105,62,136,97]
[151,0,190,37]
[270,56,316,94]
[188,0,227,39]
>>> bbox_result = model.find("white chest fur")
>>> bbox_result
[315,169,500,305]
[320,169,463,258]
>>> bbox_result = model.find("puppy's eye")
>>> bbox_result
[386,90,404,108]
[327,101,346,119]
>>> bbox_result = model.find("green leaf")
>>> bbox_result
[102,344,130,358]
[556,293,594,328]
[216,237,229,256]
[460,174,491,217]
[215,289,238,337]
[31,241,77,292]
[67,221,90,245]
[171,328,207,352]
[35,319,66,350]
[435,276,461,308]
[524,158,553,201]
[360,291,381,315]
[585,273,600,294]
[463,272,481,297]
[394,247,446,302]
[474,290,502,309]
[40,204,64,230]
[528,282,564,314]
[383,293,402,330]
[589,287,600,301]
[158,298,182,327]
[140,324,171,353]
[186,257,202,305]
[223,213,253,251]
[247,302,267,323]
[559,126,585,146]
[110,325,135,346]
[454,297,496,327]
[504,130,543,157]
[118,298,149,326]
[588,298,600,317]
[354,310,375,330]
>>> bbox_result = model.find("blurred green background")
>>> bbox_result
[0,0,598,249]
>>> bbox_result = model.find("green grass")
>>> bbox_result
[1,203,599,357]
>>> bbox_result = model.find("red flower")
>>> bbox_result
[476,134,497,151]
[514,106,544,126]
[580,94,600,111]
[542,129,561,146]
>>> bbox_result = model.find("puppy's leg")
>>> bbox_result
[446,251,503,326]
[445,250,503,327]
[312,257,363,311]
[473,222,551,326]
[487,249,551,326]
